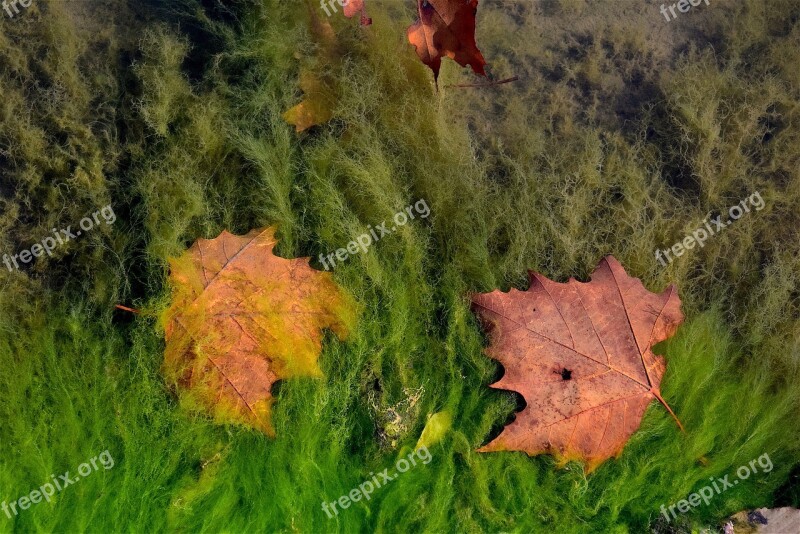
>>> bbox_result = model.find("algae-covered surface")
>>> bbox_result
[1,0,799,532]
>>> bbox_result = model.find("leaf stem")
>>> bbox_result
[651,388,685,433]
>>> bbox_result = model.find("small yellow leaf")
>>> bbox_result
[416,411,452,449]
[283,70,336,133]
[283,10,340,132]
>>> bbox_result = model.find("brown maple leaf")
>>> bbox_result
[407,0,488,85]
[472,256,684,470]
[162,227,355,435]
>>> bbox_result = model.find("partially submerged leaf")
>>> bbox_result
[284,10,340,132]
[283,70,336,132]
[163,227,355,435]
[343,0,372,26]
[407,0,488,84]
[472,256,684,471]
[416,410,452,449]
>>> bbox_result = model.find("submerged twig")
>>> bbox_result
[446,76,519,88]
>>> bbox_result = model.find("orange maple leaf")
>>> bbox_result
[162,227,355,435]
[472,256,684,471]
[407,0,488,85]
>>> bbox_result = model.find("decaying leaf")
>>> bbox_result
[472,256,684,471]
[283,70,337,132]
[284,10,340,132]
[343,0,372,26]
[407,0,488,85]
[367,384,425,449]
[163,226,355,435]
